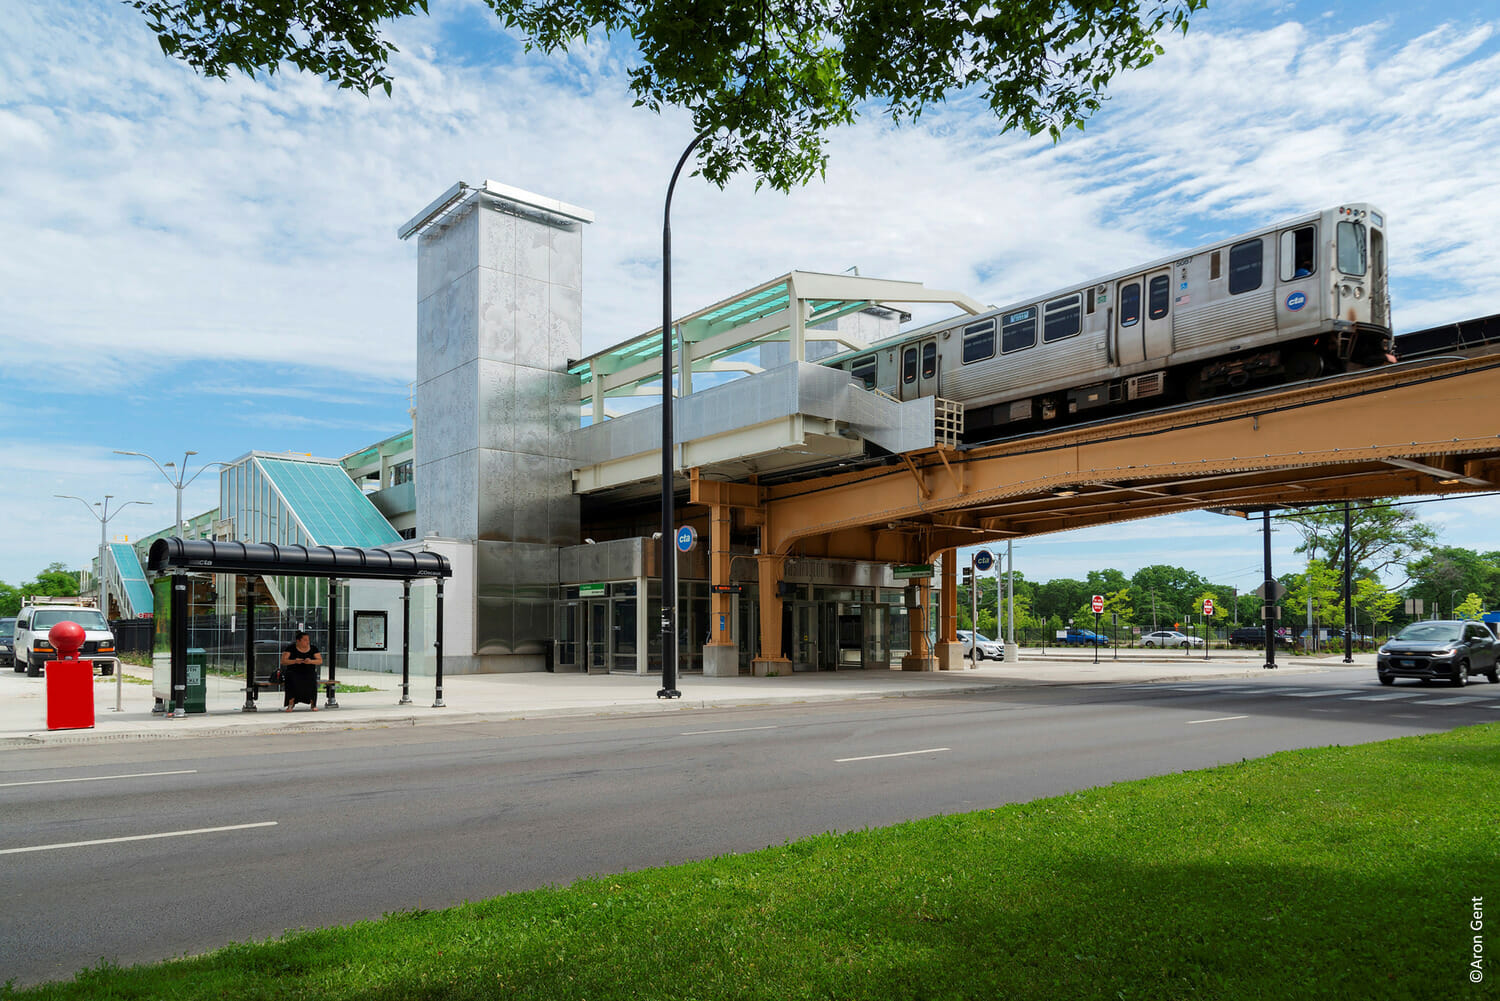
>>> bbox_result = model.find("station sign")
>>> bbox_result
[579,582,606,596]
[676,525,698,553]
[710,584,744,595]
[1091,594,1104,614]
[974,550,994,572]
[893,564,934,580]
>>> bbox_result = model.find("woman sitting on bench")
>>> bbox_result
[281,631,323,712]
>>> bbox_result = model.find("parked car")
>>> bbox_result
[1059,628,1109,647]
[1141,629,1203,649]
[0,617,15,667]
[13,599,116,677]
[957,629,1005,661]
[1229,626,1292,648]
[1377,620,1500,687]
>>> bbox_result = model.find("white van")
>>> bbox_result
[13,598,116,677]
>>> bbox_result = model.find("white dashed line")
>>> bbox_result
[0,821,278,856]
[836,747,950,763]
[0,769,198,789]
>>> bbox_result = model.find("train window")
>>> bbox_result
[1228,239,1263,295]
[921,342,937,379]
[1147,276,1170,320]
[1279,226,1316,280]
[962,320,996,363]
[850,356,878,389]
[1119,283,1141,327]
[902,347,918,384]
[1086,288,1096,314]
[1043,295,1081,342]
[1337,221,1367,276]
[1001,307,1037,353]
[1210,251,1221,281]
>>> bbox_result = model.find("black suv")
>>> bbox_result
[1229,626,1290,648]
[1377,620,1500,687]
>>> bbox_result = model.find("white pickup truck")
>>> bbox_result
[13,597,117,677]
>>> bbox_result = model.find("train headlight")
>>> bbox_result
[1352,286,1363,299]
[1340,284,1353,297]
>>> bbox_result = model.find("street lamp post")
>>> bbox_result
[55,494,153,612]
[1450,589,1462,619]
[657,127,711,700]
[113,449,224,538]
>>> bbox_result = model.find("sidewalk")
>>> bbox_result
[0,650,1375,747]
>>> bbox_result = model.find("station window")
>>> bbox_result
[850,356,878,389]
[1042,295,1081,342]
[1228,238,1263,295]
[1119,283,1141,327]
[1279,225,1317,280]
[1147,275,1170,320]
[390,460,413,487]
[1337,221,1367,276]
[902,346,918,384]
[1001,307,1038,353]
[921,342,937,379]
[962,320,996,363]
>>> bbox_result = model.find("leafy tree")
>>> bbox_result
[1282,502,1436,583]
[1286,560,1342,635]
[1455,593,1485,620]
[130,0,1207,189]
[1034,577,1090,623]
[0,581,20,617]
[1405,547,1500,616]
[1129,564,1207,629]
[1352,578,1399,635]
[25,563,82,599]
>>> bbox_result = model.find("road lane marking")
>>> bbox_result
[0,821,277,856]
[1281,689,1360,698]
[1411,696,1493,706]
[680,725,778,736]
[1348,692,1425,701]
[1186,715,1249,725]
[836,747,950,763]
[0,769,198,789]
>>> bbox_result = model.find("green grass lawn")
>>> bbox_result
[9,724,1495,1000]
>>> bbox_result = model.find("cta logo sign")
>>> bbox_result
[1286,291,1307,311]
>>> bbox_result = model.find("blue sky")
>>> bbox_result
[3,0,1499,595]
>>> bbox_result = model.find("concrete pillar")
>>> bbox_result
[409,181,592,673]
[936,548,965,670]
[752,551,790,676]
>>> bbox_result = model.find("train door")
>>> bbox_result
[898,337,939,400]
[1141,269,1173,359]
[1115,278,1144,365]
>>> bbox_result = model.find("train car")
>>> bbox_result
[828,204,1392,438]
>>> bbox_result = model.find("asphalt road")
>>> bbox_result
[3,670,1497,987]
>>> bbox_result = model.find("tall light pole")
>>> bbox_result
[55,494,152,612]
[113,449,224,538]
[1450,588,1462,619]
[657,127,711,700]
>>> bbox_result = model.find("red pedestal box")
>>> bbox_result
[45,659,95,730]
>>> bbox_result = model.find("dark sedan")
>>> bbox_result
[1377,620,1500,687]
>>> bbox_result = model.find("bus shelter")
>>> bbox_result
[146,539,452,714]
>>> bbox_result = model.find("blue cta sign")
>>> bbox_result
[974,550,994,572]
[676,526,698,553]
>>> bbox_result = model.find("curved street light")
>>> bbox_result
[114,449,226,539]
[55,494,152,612]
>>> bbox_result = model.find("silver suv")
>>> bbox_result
[13,601,117,677]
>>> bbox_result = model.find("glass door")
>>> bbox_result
[585,600,610,674]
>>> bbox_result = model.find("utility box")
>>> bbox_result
[45,659,95,730]
[184,648,208,714]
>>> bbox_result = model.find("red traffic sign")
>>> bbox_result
[1202,598,1215,616]
[1091,594,1104,614]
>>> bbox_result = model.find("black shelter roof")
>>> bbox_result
[147,538,451,581]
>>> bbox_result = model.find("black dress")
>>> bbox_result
[282,643,320,707]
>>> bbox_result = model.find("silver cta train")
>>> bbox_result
[828,203,1392,437]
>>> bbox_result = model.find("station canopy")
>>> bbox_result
[147,539,451,581]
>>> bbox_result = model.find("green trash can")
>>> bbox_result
[184,648,208,714]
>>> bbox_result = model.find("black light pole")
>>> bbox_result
[1262,508,1277,670]
[1342,502,1354,663]
[658,128,710,700]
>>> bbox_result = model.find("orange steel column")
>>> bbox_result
[902,579,935,671]
[936,548,964,670]
[703,501,737,676]
[753,552,789,676]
